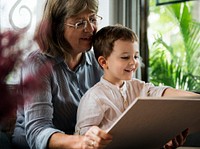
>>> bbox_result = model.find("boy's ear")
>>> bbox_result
[98,56,107,69]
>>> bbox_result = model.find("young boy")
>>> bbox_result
[75,25,198,147]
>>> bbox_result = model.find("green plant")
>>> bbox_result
[149,2,200,92]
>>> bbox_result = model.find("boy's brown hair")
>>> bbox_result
[93,25,138,61]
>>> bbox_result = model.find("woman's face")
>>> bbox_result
[64,9,98,56]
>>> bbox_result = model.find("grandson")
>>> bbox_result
[75,25,197,147]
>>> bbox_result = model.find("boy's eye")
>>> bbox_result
[121,56,129,60]
[134,55,139,59]
[121,55,139,60]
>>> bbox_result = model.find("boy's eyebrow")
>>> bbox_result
[119,51,139,55]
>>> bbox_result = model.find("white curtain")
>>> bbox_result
[0,0,45,33]
[0,0,46,84]
[109,0,141,79]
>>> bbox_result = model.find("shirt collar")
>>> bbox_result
[45,51,92,66]
[100,77,127,91]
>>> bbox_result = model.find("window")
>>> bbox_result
[156,0,194,6]
[0,0,46,84]
[148,0,200,91]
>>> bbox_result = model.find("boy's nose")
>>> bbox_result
[129,57,136,65]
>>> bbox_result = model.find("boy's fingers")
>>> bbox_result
[182,128,189,138]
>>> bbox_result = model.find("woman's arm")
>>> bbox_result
[48,127,112,149]
[22,53,59,149]
[48,133,82,149]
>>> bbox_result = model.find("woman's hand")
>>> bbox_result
[164,128,189,149]
[82,126,112,149]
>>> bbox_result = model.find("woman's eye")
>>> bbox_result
[89,18,97,23]
[76,22,85,27]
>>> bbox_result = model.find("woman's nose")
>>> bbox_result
[84,21,95,32]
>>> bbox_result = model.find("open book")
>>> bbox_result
[105,96,200,149]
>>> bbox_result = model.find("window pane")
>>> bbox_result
[148,0,200,91]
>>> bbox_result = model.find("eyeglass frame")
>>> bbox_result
[64,14,103,29]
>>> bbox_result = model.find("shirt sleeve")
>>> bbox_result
[23,53,64,149]
[131,79,170,97]
[75,91,104,135]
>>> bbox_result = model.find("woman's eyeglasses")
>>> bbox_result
[65,15,103,29]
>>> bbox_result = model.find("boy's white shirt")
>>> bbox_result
[75,77,169,135]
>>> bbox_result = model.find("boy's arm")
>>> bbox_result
[162,88,199,148]
[75,93,104,135]
[162,88,199,97]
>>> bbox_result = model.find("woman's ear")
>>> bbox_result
[98,56,107,69]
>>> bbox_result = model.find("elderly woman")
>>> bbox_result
[12,0,112,149]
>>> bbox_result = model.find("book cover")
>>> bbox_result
[105,97,200,149]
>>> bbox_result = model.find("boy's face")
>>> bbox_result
[103,39,139,86]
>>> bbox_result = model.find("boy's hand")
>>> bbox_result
[164,128,189,149]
